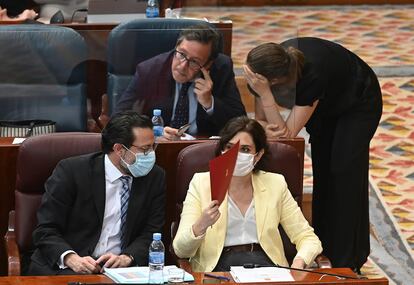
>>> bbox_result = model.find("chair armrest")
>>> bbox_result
[4,210,21,275]
[315,254,332,268]
[177,258,193,273]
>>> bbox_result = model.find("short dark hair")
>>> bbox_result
[176,23,221,61]
[216,116,268,171]
[101,111,153,154]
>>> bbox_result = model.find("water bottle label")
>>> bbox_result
[153,126,163,137]
[149,252,164,264]
[146,8,159,18]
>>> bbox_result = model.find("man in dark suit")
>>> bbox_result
[29,111,165,275]
[114,24,246,138]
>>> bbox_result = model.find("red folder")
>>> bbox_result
[209,141,239,205]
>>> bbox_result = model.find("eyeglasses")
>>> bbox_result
[124,143,158,156]
[174,50,203,70]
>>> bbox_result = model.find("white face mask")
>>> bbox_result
[233,152,256,177]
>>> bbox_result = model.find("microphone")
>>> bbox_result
[242,263,361,280]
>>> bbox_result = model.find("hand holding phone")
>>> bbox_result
[177,123,191,137]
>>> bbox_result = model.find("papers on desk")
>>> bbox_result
[104,265,194,284]
[230,266,294,283]
[180,133,196,140]
[12,138,26,144]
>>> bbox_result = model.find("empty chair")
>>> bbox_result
[0,25,87,132]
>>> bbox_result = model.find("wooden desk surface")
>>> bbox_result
[0,268,388,285]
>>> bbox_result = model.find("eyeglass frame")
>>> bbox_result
[174,49,207,70]
[122,143,158,156]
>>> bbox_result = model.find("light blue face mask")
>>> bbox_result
[121,146,156,177]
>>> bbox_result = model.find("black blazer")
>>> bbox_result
[28,152,166,275]
[114,51,246,136]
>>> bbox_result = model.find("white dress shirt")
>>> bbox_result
[224,196,259,247]
[58,155,131,268]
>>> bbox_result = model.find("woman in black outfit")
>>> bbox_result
[244,37,382,272]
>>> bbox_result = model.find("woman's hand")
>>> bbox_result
[265,123,288,138]
[243,65,273,100]
[291,257,306,269]
[192,200,220,237]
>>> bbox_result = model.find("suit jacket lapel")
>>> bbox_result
[91,154,106,225]
[252,173,268,240]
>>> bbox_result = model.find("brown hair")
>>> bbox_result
[246,42,304,84]
[216,116,268,172]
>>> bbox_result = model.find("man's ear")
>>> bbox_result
[113,143,124,155]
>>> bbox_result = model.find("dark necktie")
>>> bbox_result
[171,82,192,129]
[119,176,131,250]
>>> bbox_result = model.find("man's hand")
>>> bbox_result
[192,200,220,237]
[163,126,181,141]
[194,68,213,109]
[64,253,101,274]
[96,253,133,272]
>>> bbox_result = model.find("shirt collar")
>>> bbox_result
[104,154,125,183]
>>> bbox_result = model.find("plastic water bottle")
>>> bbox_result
[152,109,164,138]
[146,0,159,18]
[148,233,165,284]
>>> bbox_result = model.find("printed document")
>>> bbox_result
[104,265,194,283]
[230,266,294,283]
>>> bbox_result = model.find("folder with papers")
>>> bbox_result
[104,265,194,284]
[209,141,239,205]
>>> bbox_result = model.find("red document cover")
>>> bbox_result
[209,141,239,205]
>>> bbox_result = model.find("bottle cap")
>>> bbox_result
[153,109,161,116]
[153,233,162,240]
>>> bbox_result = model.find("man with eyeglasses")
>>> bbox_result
[29,111,166,275]
[115,23,246,138]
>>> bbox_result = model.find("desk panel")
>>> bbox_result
[0,268,388,284]
[0,137,302,275]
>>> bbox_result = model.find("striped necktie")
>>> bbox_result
[119,176,131,250]
[171,82,192,129]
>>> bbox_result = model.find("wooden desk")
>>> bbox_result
[0,268,388,285]
[0,137,303,275]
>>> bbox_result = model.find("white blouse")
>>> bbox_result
[224,196,259,246]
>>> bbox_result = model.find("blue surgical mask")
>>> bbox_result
[121,147,156,177]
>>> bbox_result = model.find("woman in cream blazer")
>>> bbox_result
[173,116,322,272]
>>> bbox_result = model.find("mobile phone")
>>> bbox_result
[177,123,191,136]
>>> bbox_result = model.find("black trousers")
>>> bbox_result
[213,250,275,272]
[310,76,382,270]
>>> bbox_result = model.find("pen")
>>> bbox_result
[204,273,231,281]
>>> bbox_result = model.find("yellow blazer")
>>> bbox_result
[172,171,322,272]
